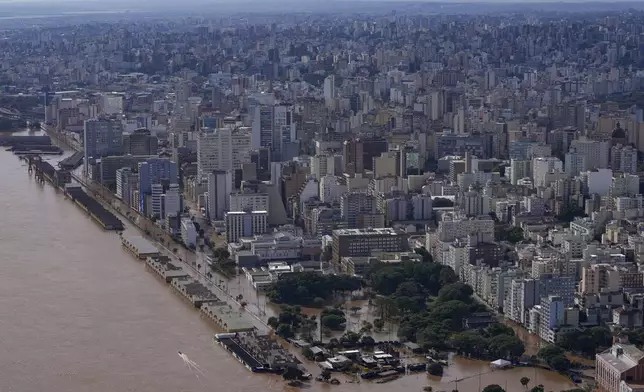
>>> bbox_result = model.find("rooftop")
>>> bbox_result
[598,343,644,373]
[333,228,403,236]
[226,210,268,215]
[121,234,159,255]
[202,302,255,332]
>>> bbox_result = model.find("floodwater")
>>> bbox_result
[0,139,579,392]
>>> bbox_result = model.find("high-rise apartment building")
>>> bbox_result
[116,167,132,199]
[164,184,182,219]
[340,192,378,229]
[206,170,232,221]
[579,264,621,295]
[570,138,610,170]
[324,75,335,107]
[532,157,563,188]
[83,118,124,173]
[229,192,269,213]
[506,278,539,325]
[225,210,268,243]
[122,129,158,156]
[251,104,295,161]
[537,295,566,343]
[197,127,252,182]
[510,159,531,185]
[437,213,494,243]
[611,144,637,174]
[565,148,587,177]
[138,158,179,194]
[273,104,296,160]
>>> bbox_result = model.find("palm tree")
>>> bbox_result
[520,377,530,389]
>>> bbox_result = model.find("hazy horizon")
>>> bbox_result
[0,0,639,3]
[0,0,641,18]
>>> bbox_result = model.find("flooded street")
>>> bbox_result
[0,133,578,392]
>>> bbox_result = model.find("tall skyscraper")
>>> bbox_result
[251,104,295,161]
[206,170,232,221]
[83,118,124,173]
[197,127,252,182]
[251,105,274,151]
[138,158,179,195]
[122,129,158,156]
[324,75,335,107]
[272,104,296,160]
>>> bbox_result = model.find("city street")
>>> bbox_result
[71,172,272,331]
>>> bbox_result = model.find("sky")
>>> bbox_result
[0,0,633,2]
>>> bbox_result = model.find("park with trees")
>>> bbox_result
[365,260,526,360]
[266,272,363,306]
[263,255,612,383]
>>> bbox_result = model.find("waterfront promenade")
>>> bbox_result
[68,171,271,331]
[16,130,578,392]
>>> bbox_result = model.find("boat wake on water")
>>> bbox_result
[178,351,206,381]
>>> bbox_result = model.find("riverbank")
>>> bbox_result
[0,149,274,392]
[74,172,582,390]
[4,146,582,392]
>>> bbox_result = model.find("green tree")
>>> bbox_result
[530,384,545,392]
[487,334,525,360]
[360,321,373,334]
[267,272,363,305]
[276,324,295,339]
[504,227,524,243]
[548,354,571,372]
[520,377,530,389]
[450,331,489,357]
[320,308,347,331]
[340,331,361,346]
[486,323,516,337]
[213,247,230,261]
[414,247,434,263]
[482,385,506,392]
[267,316,279,328]
[437,282,474,303]
[361,335,375,346]
[433,198,454,207]
[537,345,564,362]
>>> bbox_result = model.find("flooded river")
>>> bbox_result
[0,136,578,392]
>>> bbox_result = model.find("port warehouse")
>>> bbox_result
[10,135,120,230]
[214,331,301,374]
[1,135,63,154]
[10,145,63,154]
[143,255,298,374]
[58,151,83,170]
[215,333,266,372]
[0,135,51,146]
[120,233,160,259]
[64,185,124,230]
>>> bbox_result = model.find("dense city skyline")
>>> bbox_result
[4,3,644,392]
